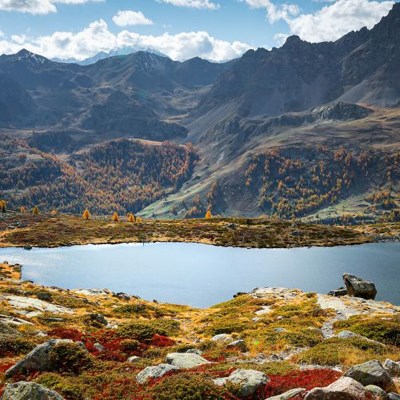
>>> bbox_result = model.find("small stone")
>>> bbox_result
[136,364,178,384]
[226,339,248,352]
[165,353,210,369]
[127,356,141,363]
[266,388,306,399]
[93,342,104,352]
[211,333,232,342]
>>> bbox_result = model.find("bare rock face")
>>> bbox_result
[342,273,377,300]
[165,353,210,369]
[136,364,178,384]
[1,382,64,400]
[344,360,394,391]
[305,377,368,399]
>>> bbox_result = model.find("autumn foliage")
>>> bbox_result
[205,209,212,219]
[32,206,39,215]
[83,209,91,220]
[112,212,119,222]
[128,213,135,223]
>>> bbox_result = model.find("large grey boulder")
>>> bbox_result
[165,352,210,369]
[384,359,400,376]
[213,369,269,397]
[342,273,377,300]
[266,388,306,399]
[211,333,232,342]
[305,377,367,399]
[344,360,394,390]
[5,339,77,378]
[136,364,178,384]
[1,382,65,400]
[365,385,389,399]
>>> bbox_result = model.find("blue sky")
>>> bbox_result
[0,0,397,61]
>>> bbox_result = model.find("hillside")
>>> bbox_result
[0,261,399,399]
[1,5,400,221]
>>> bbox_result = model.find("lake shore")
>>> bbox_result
[1,212,392,249]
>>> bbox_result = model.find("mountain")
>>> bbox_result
[1,4,400,221]
[52,47,168,66]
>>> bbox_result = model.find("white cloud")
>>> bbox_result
[287,0,394,42]
[158,0,220,10]
[113,10,153,27]
[0,19,251,62]
[242,0,300,23]
[0,0,102,15]
[244,0,394,43]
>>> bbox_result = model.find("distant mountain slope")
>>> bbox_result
[195,3,400,120]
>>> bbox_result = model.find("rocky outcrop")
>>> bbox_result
[344,360,394,390]
[136,364,178,384]
[213,369,269,397]
[165,353,210,369]
[305,376,368,399]
[1,382,64,400]
[5,339,80,378]
[328,287,348,297]
[343,273,377,300]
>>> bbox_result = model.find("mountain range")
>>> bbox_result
[1,3,400,222]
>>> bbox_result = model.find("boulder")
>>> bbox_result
[305,377,367,399]
[328,288,348,297]
[383,359,400,376]
[165,352,210,369]
[1,381,65,400]
[388,394,400,399]
[342,273,377,300]
[337,331,360,339]
[5,339,80,378]
[266,388,306,399]
[365,385,389,399]
[136,364,178,384]
[186,349,203,355]
[344,360,394,390]
[213,369,269,397]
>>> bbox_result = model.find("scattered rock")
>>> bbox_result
[93,342,104,352]
[343,273,377,300]
[384,359,400,376]
[266,388,306,399]
[211,333,232,342]
[344,360,394,390]
[305,376,368,399]
[165,352,210,369]
[255,306,272,316]
[337,330,360,339]
[213,369,269,397]
[114,292,130,301]
[136,364,178,384]
[127,356,141,363]
[226,339,248,352]
[365,384,389,399]
[328,287,348,297]
[186,349,202,355]
[1,381,65,400]
[86,313,107,326]
[5,339,78,378]
[388,394,400,399]
[74,289,111,296]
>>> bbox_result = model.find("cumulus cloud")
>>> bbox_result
[112,10,153,27]
[0,19,251,62]
[242,0,300,23]
[0,0,102,14]
[244,0,394,43]
[157,0,220,10]
[287,0,394,42]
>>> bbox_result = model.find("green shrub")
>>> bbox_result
[117,319,180,341]
[151,373,233,400]
[49,342,93,374]
[0,334,35,357]
[36,373,84,400]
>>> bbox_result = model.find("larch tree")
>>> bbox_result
[32,206,39,215]
[0,200,6,213]
[83,209,91,220]
[205,209,212,219]
[112,212,119,222]
[128,213,135,223]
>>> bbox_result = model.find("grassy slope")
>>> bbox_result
[0,262,399,399]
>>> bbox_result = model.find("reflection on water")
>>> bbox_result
[0,242,399,307]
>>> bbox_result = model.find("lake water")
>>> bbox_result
[0,242,399,307]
